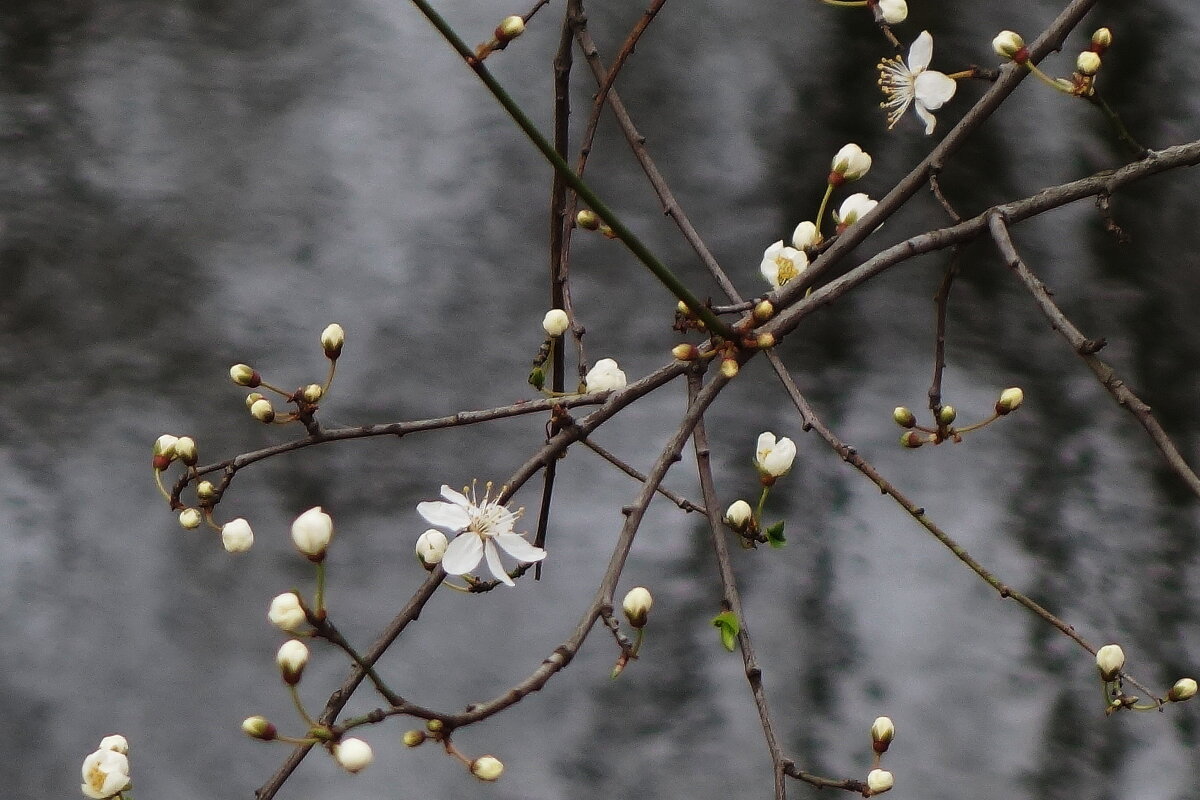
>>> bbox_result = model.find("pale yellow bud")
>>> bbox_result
[1076,51,1101,76]
[1096,643,1125,680]
[471,755,504,782]
[720,358,739,379]
[995,387,1024,415]
[1169,677,1198,702]
[230,363,260,387]
[250,398,276,423]
[497,15,525,42]
[622,586,653,628]
[179,507,202,529]
[302,383,323,403]
[320,323,345,359]
[992,30,1026,59]
[576,209,600,230]
[754,300,775,321]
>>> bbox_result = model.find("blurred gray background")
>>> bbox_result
[1,1,1198,798]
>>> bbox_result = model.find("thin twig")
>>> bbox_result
[927,251,961,413]
[582,437,705,513]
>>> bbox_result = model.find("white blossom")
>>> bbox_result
[333,738,374,773]
[791,221,821,251]
[830,143,872,182]
[471,755,505,781]
[585,358,627,393]
[877,31,958,134]
[542,309,570,337]
[867,768,895,794]
[415,529,449,567]
[268,592,308,632]
[1096,643,1125,680]
[417,484,546,587]
[835,193,878,231]
[291,506,333,560]
[760,241,808,290]
[877,0,907,24]
[221,518,254,553]
[81,748,131,799]
[97,735,128,755]
[754,432,797,479]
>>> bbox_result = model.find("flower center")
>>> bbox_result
[774,254,800,286]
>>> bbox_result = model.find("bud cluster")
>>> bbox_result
[892,388,1025,448]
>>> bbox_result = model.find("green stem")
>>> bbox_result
[814,182,834,236]
[290,684,316,727]
[1024,61,1071,93]
[755,485,770,524]
[1087,91,1149,158]
[406,0,733,340]
[314,561,327,616]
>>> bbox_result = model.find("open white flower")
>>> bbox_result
[81,748,131,799]
[754,432,797,479]
[877,30,958,134]
[417,483,546,586]
[760,241,808,290]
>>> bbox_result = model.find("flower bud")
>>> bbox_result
[995,387,1024,415]
[230,363,260,387]
[899,431,924,449]
[542,309,569,337]
[672,343,700,361]
[496,14,525,43]
[221,518,254,553]
[892,407,916,428]
[179,507,202,529]
[245,392,264,409]
[321,323,345,360]
[754,432,796,480]
[152,434,179,470]
[720,357,739,379]
[415,529,449,569]
[426,719,444,733]
[81,747,132,800]
[403,730,427,747]
[302,383,323,403]
[830,143,872,183]
[585,358,627,393]
[724,500,753,532]
[242,715,277,740]
[755,332,776,349]
[1091,27,1112,52]
[196,480,217,501]
[1076,51,1101,76]
[471,755,504,782]
[268,592,308,632]
[791,221,821,251]
[622,586,653,629]
[291,506,334,561]
[333,738,374,773]
[936,405,957,426]
[1169,677,1198,702]
[1096,643,1125,680]
[98,735,129,755]
[754,300,775,321]
[576,209,600,230]
[276,639,309,685]
[250,398,276,423]
[870,716,895,753]
[173,435,198,466]
[876,0,907,25]
[866,768,894,794]
[992,30,1027,60]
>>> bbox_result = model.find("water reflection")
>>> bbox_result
[1,1,1198,798]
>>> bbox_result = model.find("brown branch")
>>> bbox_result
[988,212,1200,500]
[927,251,961,413]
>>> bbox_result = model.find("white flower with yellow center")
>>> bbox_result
[417,483,546,586]
[877,30,958,134]
[760,241,808,290]
[81,748,131,799]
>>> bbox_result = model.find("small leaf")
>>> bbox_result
[711,611,740,652]
[765,520,786,548]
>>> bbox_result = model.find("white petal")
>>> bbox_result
[908,31,933,72]
[914,102,938,135]
[494,532,548,563]
[483,539,515,586]
[417,500,471,531]
[439,485,471,507]
[441,532,483,575]
[914,70,957,110]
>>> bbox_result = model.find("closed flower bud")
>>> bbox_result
[542,309,569,337]
[756,332,776,349]
[899,431,925,448]
[173,435,198,466]
[585,358,627,393]
[230,363,260,387]
[98,735,129,755]
[870,716,895,753]
[893,407,916,428]
[496,14,525,42]
[426,719,444,733]
[179,507,202,529]
[291,506,334,561]
[221,518,254,553]
[245,392,265,409]
[196,480,217,501]
[724,500,753,531]
[1076,51,1101,76]
[791,221,821,251]
[936,405,957,426]
[333,738,374,774]
[1091,27,1112,52]
[276,639,309,685]
[720,357,739,379]
[1169,677,1198,702]
[250,398,276,423]
[992,30,1027,60]
[576,209,600,230]
[268,592,308,632]
[754,300,775,321]
[152,434,179,470]
[242,715,277,740]
[876,0,907,25]
[672,343,700,361]
[754,432,797,481]
[302,383,323,403]
[995,387,1024,415]
[415,529,449,568]
[81,747,132,799]
[321,323,345,359]
[835,193,878,230]
[867,768,894,794]
[402,730,427,747]
[471,755,505,782]
[830,143,873,183]
[1096,643,1125,680]
[622,586,653,628]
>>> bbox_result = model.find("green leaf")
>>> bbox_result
[765,520,786,548]
[711,611,740,652]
